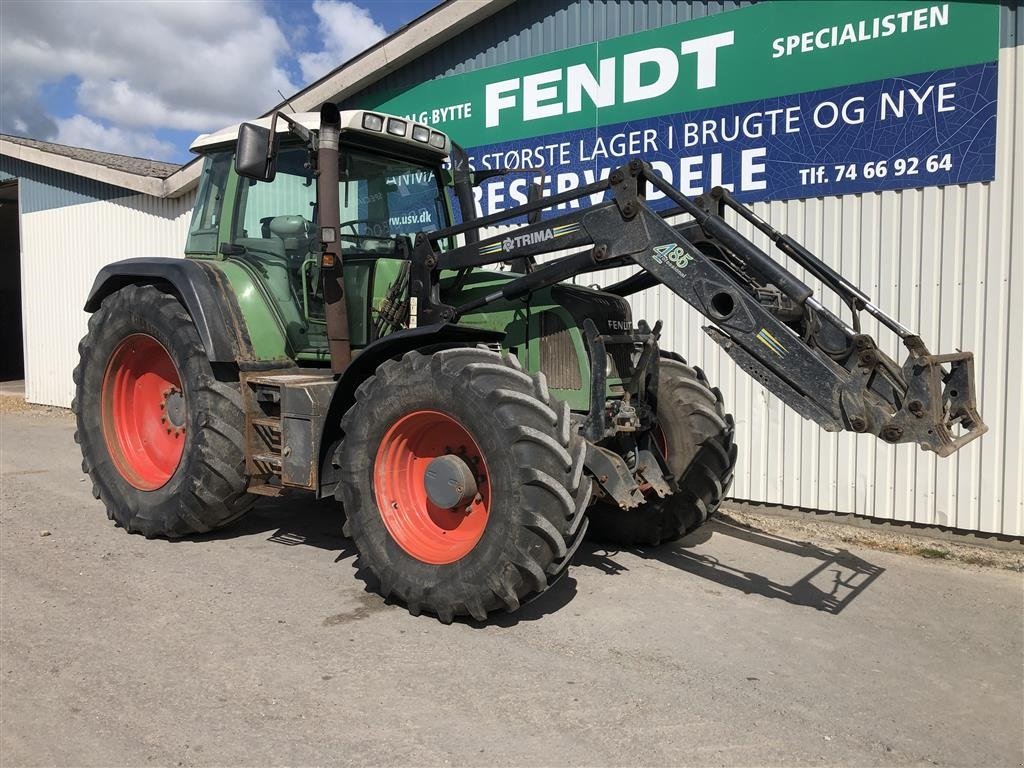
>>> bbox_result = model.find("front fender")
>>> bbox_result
[85,257,252,363]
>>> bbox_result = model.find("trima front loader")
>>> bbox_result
[76,105,986,622]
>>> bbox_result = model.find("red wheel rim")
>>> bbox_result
[373,410,491,565]
[101,334,186,491]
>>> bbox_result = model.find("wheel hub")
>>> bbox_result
[162,387,186,434]
[423,454,478,510]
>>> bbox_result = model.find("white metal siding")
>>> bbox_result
[19,190,196,409]
[584,45,1021,536]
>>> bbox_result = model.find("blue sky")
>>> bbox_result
[0,0,440,164]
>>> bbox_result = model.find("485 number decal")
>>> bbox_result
[652,243,694,271]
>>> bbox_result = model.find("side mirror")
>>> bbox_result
[235,122,277,182]
[526,182,544,224]
[471,168,511,186]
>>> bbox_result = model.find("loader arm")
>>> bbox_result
[409,159,985,457]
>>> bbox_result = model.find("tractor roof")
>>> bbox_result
[189,110,450,158]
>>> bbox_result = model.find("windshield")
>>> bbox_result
[339,148,450,253]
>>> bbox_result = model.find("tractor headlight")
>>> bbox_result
[428,131,446,149]
[411,125,430,143]
[362,113,384,131]
[386,118,407,136]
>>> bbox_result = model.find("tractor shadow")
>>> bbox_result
[188,497,883,622]
[189,495,580,625]
[188,495,356,558]
[577,515,884,616]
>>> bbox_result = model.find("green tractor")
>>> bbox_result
[75,105,985,622]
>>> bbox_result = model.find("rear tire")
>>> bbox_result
[586,357,737,546]
[335,348,590,623]
[73,284,255,538]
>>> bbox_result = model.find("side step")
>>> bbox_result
[244,372,336,496]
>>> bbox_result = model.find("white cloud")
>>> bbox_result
[54,115,178,162]
[0,0,391,159]
[1,0,296,139]
[298,0,387,83]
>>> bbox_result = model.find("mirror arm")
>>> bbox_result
[472,167,542,185]
[265,112,280,168]
[449,142,479,245]
[276,111,315,149]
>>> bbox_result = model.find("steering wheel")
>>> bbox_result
[339,219,391,238]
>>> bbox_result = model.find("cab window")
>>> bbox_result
[339,148,451,253]
[186,151,231,254]
[231,145,317,264]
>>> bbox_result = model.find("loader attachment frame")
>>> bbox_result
[402,158,984,457]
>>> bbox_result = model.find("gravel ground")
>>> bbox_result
[719,508,1024,573]
[2,404,1022,767]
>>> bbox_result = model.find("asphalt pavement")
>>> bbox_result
[2,407,1022,767]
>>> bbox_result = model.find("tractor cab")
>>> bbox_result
[187,110,454,360]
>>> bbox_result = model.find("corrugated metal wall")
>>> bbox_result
[711,43,1021,537]
[1,160,196,408]
[581,42,1021,537]
[345,0,1023,536]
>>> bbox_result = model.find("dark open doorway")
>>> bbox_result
[0,180,24,381]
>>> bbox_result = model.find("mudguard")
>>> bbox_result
[84,257,252,363]
[316,322,506,497]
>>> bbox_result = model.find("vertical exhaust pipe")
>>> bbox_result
[317,103,352,373]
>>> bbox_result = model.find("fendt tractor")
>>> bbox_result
[75,105,986,622]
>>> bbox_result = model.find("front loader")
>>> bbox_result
[75,104,986,622]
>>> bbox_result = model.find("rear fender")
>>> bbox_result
[316,323,505,497]
[85,257,253,363]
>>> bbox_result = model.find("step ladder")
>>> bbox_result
[244,373,336,496]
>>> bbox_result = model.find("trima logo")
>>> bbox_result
[651,243,694,270]
[479,222,581,256]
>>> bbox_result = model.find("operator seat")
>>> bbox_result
[266,215,313,261]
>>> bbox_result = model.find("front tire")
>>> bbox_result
[73,284,254,538]
[335,348,591,623]
[586,357,737,546]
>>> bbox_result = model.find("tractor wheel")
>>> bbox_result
[335,348,591,623]
[586,357,737,546]
[73,284,254,538]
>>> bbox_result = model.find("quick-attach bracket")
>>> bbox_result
[409,232,455,326]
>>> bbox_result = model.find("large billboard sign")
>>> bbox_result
[363,1,999,216]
